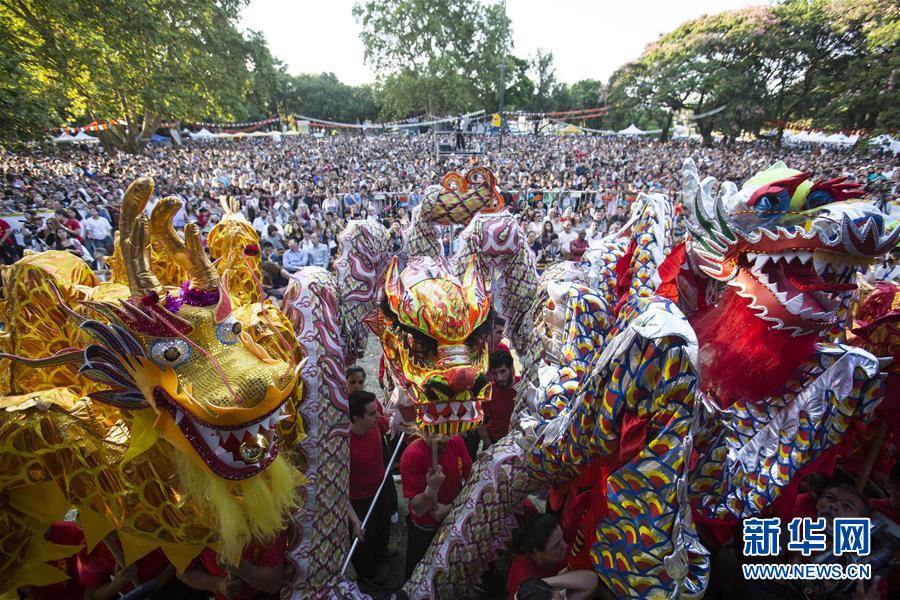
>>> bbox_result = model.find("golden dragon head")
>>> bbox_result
[9,178,299,481]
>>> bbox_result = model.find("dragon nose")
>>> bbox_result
[445,367,476,394]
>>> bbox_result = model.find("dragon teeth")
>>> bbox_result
[784,294,805,314]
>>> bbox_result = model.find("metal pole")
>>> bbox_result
[498,62,506,155]
[340,432,407,576]
[498,0,507,155]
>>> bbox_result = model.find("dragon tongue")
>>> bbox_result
[782,261,855,292]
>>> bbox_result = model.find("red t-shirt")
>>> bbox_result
[64,218,82,239]
[485,379,518,442]
[0,219,14,246]
[570,237,589,260]
[349,426,385,500]
[401,436,472,528]
[506,553,563,600]
[197,531,287,600]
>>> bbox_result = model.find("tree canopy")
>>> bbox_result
[1,0,894,151]
[605,0,899,143]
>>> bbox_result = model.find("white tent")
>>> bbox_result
[248,130,272,137]
[617,123,647,136]
[189,128,216,139]
[52,132,75,143]
[71,131,99,143]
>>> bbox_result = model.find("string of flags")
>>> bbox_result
[292,110,486,130]
[53,107,609,136]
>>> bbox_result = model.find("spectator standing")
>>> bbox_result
[81,207,113,255]
[0,217,20,265]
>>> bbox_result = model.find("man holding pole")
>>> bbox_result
[348,390,394,587]
[400,433,472,581]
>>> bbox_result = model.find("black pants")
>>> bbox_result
[404,515,438,581]
[0,244,21,265]
[463,430,481,462]
[350,491,391,581]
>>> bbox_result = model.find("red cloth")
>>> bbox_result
[63,218,82,239]
[197,531,287,600]
[506,553,562,600]
[401,436,472,527]
[485,379,518,442]
[870,498,900,597]
[0,219,14,246]
[349,426,385,500]
[30,522,86,600]
[569,237,589,261]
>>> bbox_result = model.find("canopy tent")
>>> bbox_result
[617,123,647,136]
[558,124,584,135]
[149,133,171,145]
[71,131,99,143]
[248,130,273,137]
[188,128,216,139]
[827,133,858,145]
[52,132,75,143]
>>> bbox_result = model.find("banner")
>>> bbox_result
[1,210,54,246]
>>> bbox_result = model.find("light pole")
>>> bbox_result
[499,61,506,154]
[498,0,507,155]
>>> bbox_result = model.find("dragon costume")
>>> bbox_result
[352,162,897,599]
[1,159,895,600]
[0,178,305,596]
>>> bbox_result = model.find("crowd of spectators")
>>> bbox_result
[1,134,896,281]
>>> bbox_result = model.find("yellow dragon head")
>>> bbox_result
[78,178,299,481]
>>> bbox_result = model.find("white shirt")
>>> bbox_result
[557,229,578,254]
[81,216,113,240]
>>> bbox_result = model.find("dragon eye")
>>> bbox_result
[216,316,242,345]
[149,339,192,368]
[754,196,774,211]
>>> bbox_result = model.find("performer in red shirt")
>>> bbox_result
[178,531,286,600]
[506,514,598,600]
[479,349,519,451]
[348,389,394,586]
[400,434,471,580]
[28,524,157,600]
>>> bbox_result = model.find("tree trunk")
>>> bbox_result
[659,111,674,142]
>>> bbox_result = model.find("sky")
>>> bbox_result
[240,0,764,86]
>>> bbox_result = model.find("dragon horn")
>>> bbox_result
[149,196,219,291]
[119,177,162,300]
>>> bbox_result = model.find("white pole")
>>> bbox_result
[340,432,407,576]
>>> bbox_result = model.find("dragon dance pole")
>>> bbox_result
[340,432,407,576]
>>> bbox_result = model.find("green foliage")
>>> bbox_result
[0,0,277,152]
[605,0,899,143]
[352,0,514,117]
[289,72,380,122]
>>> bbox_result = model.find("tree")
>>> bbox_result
[530,48,556,111]
[604,0,899,144]
[353,0,512,117]
[0,0,273,153]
